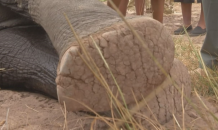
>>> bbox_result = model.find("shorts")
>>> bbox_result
[174,0,202,3]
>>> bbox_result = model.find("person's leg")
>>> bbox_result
[189,2,206,36]
[181,2,192,27]
[197,3,206,29]
[107,0,122,10]
[119,0,129,16]
[174,1,193,35]
[135,0,145,15]
[151,0,164,23]
[200,0,218,68]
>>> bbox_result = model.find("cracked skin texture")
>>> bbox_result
[0,0,179,113]
[0,59,191,130]
[1,0,174,112]
[0,0,194,127]
[131,59,192,129]
[57,17,175,112]
[0,8,177,113]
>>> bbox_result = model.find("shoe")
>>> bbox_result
[174,25,193,35]
[189,26,206,37]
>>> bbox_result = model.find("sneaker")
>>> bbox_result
[174,25,193,35]
[189,26,206,37]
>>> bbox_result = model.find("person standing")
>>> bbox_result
[174,0,206,36]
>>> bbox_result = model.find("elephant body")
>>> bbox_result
[0,0,191,129]
[0,4,58,97]
[0,25,58,98]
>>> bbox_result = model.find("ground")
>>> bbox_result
[0,3,217,130]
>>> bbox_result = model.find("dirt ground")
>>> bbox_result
[0,3,216,130]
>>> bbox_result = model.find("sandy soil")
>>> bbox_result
[0,3,216,130]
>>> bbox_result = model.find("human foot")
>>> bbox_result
[174,25,193,35]
[189,26,206,37]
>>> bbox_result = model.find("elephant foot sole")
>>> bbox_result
[56,17,175,112]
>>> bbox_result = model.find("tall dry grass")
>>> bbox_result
[60,1,218,129]
[174,34,218,101]
[1,0,217,129]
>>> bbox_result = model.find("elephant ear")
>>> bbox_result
[0,0,31,19]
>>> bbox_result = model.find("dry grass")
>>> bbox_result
[173,34,218,129]
[1,1,218,130]
[174,35,218,102]
[63,1,218,129]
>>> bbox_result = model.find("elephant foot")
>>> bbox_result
[56,17,175,112]
[131,59,192,129]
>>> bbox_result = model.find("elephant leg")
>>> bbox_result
[0,26,59,98]
[0,0,175,112]
[131,59,191,129]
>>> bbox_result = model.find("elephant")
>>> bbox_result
[0,0,192,128]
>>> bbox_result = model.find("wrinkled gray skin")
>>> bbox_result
[0,26,58,97]
[0,0,121,98]
[0,0,177,114]
[0,0,121,57]
[0,1,192,129]
[0,5,58,98]
[0,5,34,30]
